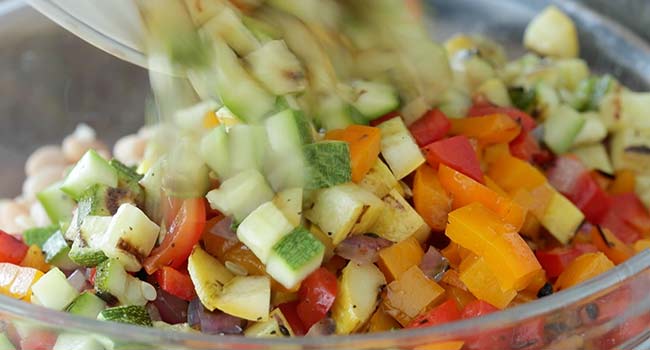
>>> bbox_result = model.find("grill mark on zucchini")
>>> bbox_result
[625,145,650,155]
[117,238,146,262]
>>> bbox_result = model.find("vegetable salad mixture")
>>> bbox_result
[1,1,650,349]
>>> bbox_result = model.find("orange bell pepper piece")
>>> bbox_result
[555,252,614,290]
[367,306,401,332]
[414,165,452,231]
[325,125,381,182]
[449,114,521,146]
[438,164,527,230]
[20,245,50,272]
[590,226,634,265]
[446,203,541,291]
[633,239,650,253]
[383,266,446,326]
[442,283,476,310]
[459,254,516,309]
[487,155,547,193]
[484,176,508,197]
[482,143,511,166]
[414,341,465,350]
[609,169,636,195]
[377,236,424,282]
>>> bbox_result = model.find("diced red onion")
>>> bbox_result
[146,302,163,322]
[153,288,188,325]
[66,269,90,292]
[188,297,245,335]
[208,216,238,241]
[419,246,449,282]
[306,317,336,336]
[334,234,392,263]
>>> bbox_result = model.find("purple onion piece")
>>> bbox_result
[66,269,90,292]
[334,234,392,263]
[146,302,163,322]
[153,288,189,325]
[306,317,336,336]
[187,297,245,335]
[208,216,238,241]
[419,246,449,282]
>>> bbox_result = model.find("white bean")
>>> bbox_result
[113,134,146,167]
[14,215,36,231]
[22,166,66,200]
[30,202,51,227]
[0,200,29,233]
[25,145,67,177]
[62,136,110,163]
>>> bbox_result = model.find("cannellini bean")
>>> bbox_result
[30,202,51,227]
[0,200,29,233]
[25,145,67,177]
[22,166,65,200]
[14,215,36,231]
[62,136,110,163]
[113,134,147,166]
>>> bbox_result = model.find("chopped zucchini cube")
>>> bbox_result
[237,201,295,263]
[266,226,325,289]
[213,276,271,322]
[246,40,307,95]
[377,117,425,180]
[370,189,429,243]
[303,141,352,190]
[60,149,118,200]
[98,305,153,327]
[31,268,79,311]
[206,169,275,223]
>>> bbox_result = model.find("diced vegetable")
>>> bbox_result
[60,150,118,200]
[36,183,75,229]
[98,305,153,327]
[459,254,516,309]
[377,117,425,180]
[413,165,452,231]
[0,263,42,301]
[296,268,337,330]
[358,160,403,198]
[95,258,155,306]
[66,291,107,319]
[200,125,230,179]
[383,265,445,326]
[377,236,424,283]
[42,230,76,270]
[610,128,650,175]
[347,80,400,121]
[572,143,613,174]
[187,246,234,312]
[523,6,578,58]
[206,169,274,224]
[20,245,51,272]
[422,135,484,183]
[236,201,294,263]
[555,252,614,290]
[213,276,271,322]
[31,267,79,310]
[245,40,306,95]
[305,183,384,244]
[53,333,104,350]
[573,114,607,146]
[371,189,429,243]
[266,226,325,289]
[446,203,541,291]
[408,109,451,147]
[538,185,585,244]
[272,188,302,227]
[0,231,29,265]
[450,114,521,145]
[590,227,634,265]
[23,225,59,249]
[303,141,352,189]
[535,243,597,278]
[331,261,386,334]
[155,266,196,302]
[543,105,586,154]
[325,125,381,182]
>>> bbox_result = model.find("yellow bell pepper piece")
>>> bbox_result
[10,267,43,301]
[383,266,446,326]
[0,263,20,294]
[633,239,650,253]
[20,245,51,272]
[446,202,542,291]
[367,306,401,333]
[555,252,614,290]
[377,236,425,283]
[487,155,547,193]
[459,254,516,309]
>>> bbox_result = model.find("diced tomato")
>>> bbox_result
[278,301,307,336]
[407,299,461,329]
[510,318,545,350]
[598,193,650,244]
[570,173,610,223]
[369,111,400,126]
[461,300,511,349]
[161,194,183,228]
[19,329,57,350]
[155,266,197,301]
[535,243,598,278]
[408,109,451,147]
[467,104,537,132]
[422,135,484,183]
[296,268,338,330]
[0,230,29,265]
[88,267,96,285]
[144,198,206,274]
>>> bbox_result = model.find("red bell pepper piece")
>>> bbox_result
[547,156,587,195]
[369,110,400,126]
[408,109,451,147]
[296,268,338,330]
[467,104,537,132]
[570,173,610,223]
[407,299,461,329]
[510,318,545,350]
[144,198,206,274]
[535,243,598,278]
[461,300,511,349]
[597,193,650,244]
[155,266,197,301]
[278,300,307,336]
[0,230,28,265]
[422,135,484,183]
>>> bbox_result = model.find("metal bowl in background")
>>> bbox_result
[0,1,650,348]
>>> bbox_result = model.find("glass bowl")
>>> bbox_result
[2,0,650,349]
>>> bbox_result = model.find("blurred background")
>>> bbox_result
[0,0,648,197]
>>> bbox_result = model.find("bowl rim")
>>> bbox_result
[1,250,648,348]
[7,0,650,347]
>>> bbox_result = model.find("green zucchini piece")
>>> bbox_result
[23,225,59,249]
[206,169,275,223]
[162,140,210,199]
[303,141,352,190]
[236,201,294,263]
[36,182,75,230]
[31,268,79,310]
[245,40,306,95]
[42,230,77,270]
[347,80,399,121]
[66,291,107,319]
[98,305,153,327]
[60,149,118,200]
[266,226,325,289]
[109,159,145,206]
[53,333,104,350]
[77,184,138,222]
[200,125,231,180]
[543,104,586,154]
